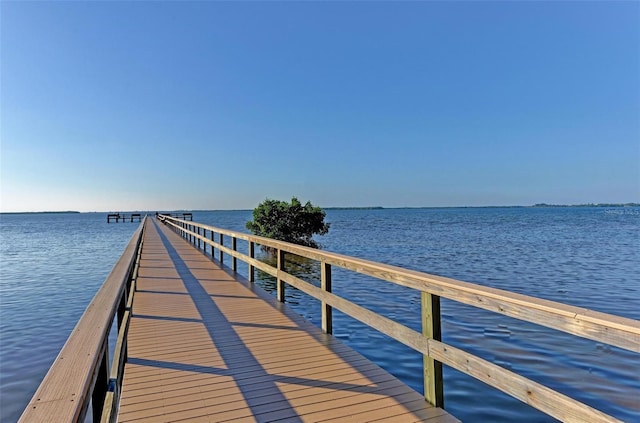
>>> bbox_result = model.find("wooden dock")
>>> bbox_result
[117,218,456,422]
[19,215,638,423]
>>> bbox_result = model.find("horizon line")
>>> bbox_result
[2,202,639,214]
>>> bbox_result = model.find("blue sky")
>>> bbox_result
[1,1,638,212]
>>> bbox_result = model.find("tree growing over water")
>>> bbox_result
[246,197,330,249]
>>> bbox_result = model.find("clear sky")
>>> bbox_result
[1,1,638,212]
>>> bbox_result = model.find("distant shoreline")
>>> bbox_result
[1,203,639,215]
[529,203,640,208]
[378,203,640,210]
[324,203,640,210]
[0,210,81,215]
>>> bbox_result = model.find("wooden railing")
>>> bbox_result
[158,214,639,423]
[19,217,146,423]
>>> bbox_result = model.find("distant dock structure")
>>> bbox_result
[155,211,193,221]
[106,213,142,223]
[107,212,191,223]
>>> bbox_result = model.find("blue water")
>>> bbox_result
[1,208,638,422]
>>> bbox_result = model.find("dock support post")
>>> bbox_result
[277,249,285,302]
[248,241,255,282]
[321,261,332,334]
[422,292,444,407]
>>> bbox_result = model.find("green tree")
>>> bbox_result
[246,197,330,249]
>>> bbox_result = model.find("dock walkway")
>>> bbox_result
[118,219,457,422]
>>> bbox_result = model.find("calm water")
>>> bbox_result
[1,208,638,422]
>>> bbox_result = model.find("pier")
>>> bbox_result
[19,216,639,422]
[156,212,193,221]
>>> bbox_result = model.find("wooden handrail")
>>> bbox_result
[158,214,638,423]
[100,228,144,423]
[19,217,146,423]
[158,215,639,352]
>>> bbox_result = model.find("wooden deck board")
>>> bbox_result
[118,219,458,423]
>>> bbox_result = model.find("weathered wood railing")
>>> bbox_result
[158,214,639,423]
[19,217,146,423]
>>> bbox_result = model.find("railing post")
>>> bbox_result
[248,241,255,282]
[117,289,126,328]
[210,230,215,258]
[321,260,332,334]
[203,229,207,255]
[422,292,443,408]
[277,249,285,302]
[232,237,237,271]
[197,226,201,250]
[219,234,224,264]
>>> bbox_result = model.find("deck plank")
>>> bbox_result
[118,219,458,422]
